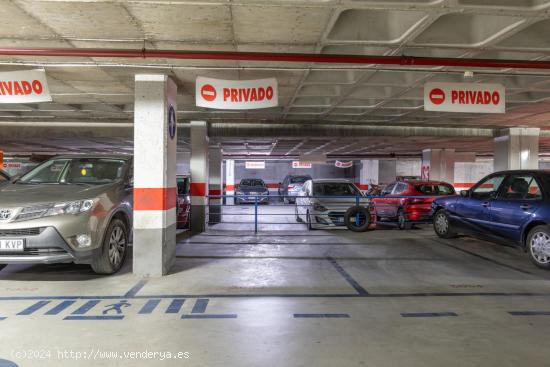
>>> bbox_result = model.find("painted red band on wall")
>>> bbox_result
[356,183,369,190]
[209,189,222,195]
[134,187,177,211]
[190,182,207,196]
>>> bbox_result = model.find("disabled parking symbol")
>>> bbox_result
[102,300,131,315]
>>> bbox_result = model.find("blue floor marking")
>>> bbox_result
[294,313,350,318]
[44,300,76,315]
[17,300,51,315]
[64,315,124,321]
[191,299,209,314]
[166,299,185,313]
[71,300,101,315]
[401,312,458,318]
[327,256,369,295]
[0,317,6,321]
[509,311,550,316]
[181,314,237,319]
[124,279,148,298]
[139,299,161,314]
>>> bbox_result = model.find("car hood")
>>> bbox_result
[237,186,268,193]
[0,182,118,207]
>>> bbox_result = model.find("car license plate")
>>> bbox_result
[0,239,25,251]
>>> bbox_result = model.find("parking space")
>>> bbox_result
[1,229,550,366]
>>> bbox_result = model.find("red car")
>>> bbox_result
[372,180,455,229]
[177,175,191,229]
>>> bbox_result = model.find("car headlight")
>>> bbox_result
[313,203,328,212]
[45,199,96,217]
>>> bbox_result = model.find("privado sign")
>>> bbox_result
[196,76,278,110]
[0,69,51,103]
[424,82,505,114]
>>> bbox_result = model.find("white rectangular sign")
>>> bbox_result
[292,161,312,169]
[0,69,51,103]
[335,160,353,168]
[196,76,278,110]
[424,82,505,114]
[245,161,265,169]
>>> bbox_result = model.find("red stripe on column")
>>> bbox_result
[134,187,177,211]
[209,189,222,195]
[226,184,235,191]
[356,183,369,190]
[190,182,207,196]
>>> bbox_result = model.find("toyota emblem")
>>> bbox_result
[0,209,12,220]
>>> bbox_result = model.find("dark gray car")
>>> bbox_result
[0,155,133,274]
[235,178,269,204]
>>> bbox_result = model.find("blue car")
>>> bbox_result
[432,170,550,269]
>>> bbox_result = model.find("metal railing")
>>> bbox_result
[205,194,437,233]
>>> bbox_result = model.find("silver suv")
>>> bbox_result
[0,155,133,274]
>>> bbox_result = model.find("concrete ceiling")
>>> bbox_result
[2,0,550,156]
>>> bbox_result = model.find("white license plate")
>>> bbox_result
[0,239,25,251]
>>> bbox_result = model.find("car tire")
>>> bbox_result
[433,209,457,239]
[295,206,303,223]
[91,219,128,275]
[397,209,411,230]
[526,225,550,270]
[345,206,371,232]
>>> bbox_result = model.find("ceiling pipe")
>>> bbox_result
[1,47,550,69]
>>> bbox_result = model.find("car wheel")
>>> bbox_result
[295,206,303,223]
[433,209,456,239]
[527,225,550,269]
[91,219,128,275]
[344,206,371,232]
[397,209,411,230]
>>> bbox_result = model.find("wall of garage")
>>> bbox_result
[454,159,494,192]
[230,160,355,191]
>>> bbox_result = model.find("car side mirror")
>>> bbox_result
[460,190,470,197]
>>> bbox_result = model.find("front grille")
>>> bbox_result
[0,228,44,237]
[328,211,345,226]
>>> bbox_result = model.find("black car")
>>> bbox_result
[0,169,10,187]
[235,178,269,204]
[432,170,550,269]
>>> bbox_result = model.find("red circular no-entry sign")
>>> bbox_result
[429,88,445,105]
[201,84,217,102]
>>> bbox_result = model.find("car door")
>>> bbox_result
[388,182,408,218]
[488,173,544,244]
[374,183,396,217]
[453,173,506,234]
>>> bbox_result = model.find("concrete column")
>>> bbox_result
[133,74,177,277]
[190,121,209,233]
[225,159,235,205]
[421,149,455,183]
[494,127,539,171]
[208,148,222,225]
[360,159,396,186]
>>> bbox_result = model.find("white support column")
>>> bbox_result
[360,159,396,188]
[208,148,222,225]
[494,127,540,171]
[133,74,178,277]
[225,159,235,205]
[190,121,209,233]
[421,149,455,183]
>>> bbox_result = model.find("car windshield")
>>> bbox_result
[290,176,311,184]
[415,184,455,195]
[313,182,361,196]
[19,158,127,185]
[240,179,265,187]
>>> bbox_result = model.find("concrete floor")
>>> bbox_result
[1,220,550,366]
